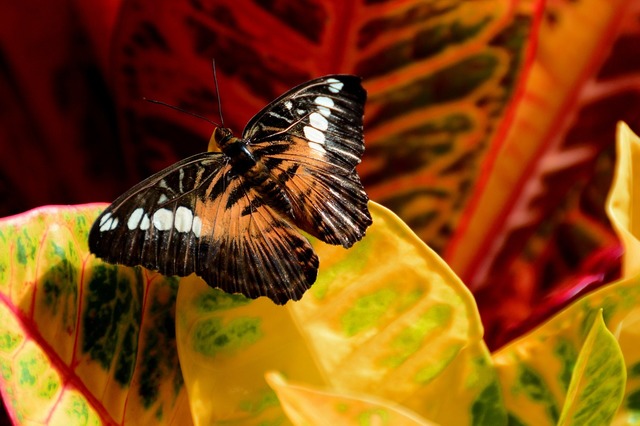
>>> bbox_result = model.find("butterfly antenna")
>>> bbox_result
[143,97,220,127]
[212,59,225,128]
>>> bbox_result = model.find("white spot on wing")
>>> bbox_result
[192,216,202,237]
[315,96,334,108]
[174,206,193,233]
[99,212,116,232]
[127,208,144,230]
[309,141,326,153]
[309,112,328,131]
[140,214,150,230]
[158,194,168,204]
[303,126,325,144]
[268,110,288,120]
[284,100,293,110]
[99,212,111,227]
[326,78,344,93]
[314,96,333,117]
[152,209,173,231]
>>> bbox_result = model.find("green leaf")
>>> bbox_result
[558,310,626,426]
[0,205,193,425]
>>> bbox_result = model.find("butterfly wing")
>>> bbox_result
[89,152,226,276]
[243,75,372,248]
[194,175,318,304]
[89,152,317,304]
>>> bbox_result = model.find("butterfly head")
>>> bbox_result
[208,127,234,153]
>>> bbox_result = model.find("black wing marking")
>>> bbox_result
[243,75,372,247]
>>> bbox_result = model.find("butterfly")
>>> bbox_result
[89,75,372,304]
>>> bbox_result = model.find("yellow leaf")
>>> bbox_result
[264,371,437,426]
[176,202,504,425]
[606,122,640,278]
[557,310,625,426]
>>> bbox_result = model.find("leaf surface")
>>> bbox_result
[557,310,625,426]
[0,205,192,425]
[492,122,640,425]
[175,203,504,425]
[447,0,640,348]
[0,202,502,425]
[265,372,437,426]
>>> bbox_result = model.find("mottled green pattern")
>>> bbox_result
[383,304,452,368]
[17,349,60,399]
[193,316,262,357]
[41,240,79,332]
[515,364,559,423]
[0,329,22,353]
[65,394,92,425]
[137,276,182,409]
[493,272,640,426]
[341,288,398,337]
[15,229,37,266]
[558,312,626,426]
[0,206,191,424]
[82,264,142,385]
[195,288,251,312]
[554,339,577,393]
[472,380,506,426]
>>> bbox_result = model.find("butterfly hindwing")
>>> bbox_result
[245,75,372,247]
[194,176,318,304]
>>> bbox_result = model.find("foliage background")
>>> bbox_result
[1,0,640,424]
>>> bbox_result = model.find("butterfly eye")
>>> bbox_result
[209,127,233,152]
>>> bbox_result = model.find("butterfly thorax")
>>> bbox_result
[211,127,294,217]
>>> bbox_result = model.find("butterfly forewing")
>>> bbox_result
[245,75,372,247]
[244,75,365,168]
[89,152,227,276]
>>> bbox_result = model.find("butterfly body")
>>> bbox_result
[90,75,371,304]
[212,128,294,219]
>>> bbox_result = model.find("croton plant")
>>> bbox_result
[1,0,640,425]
